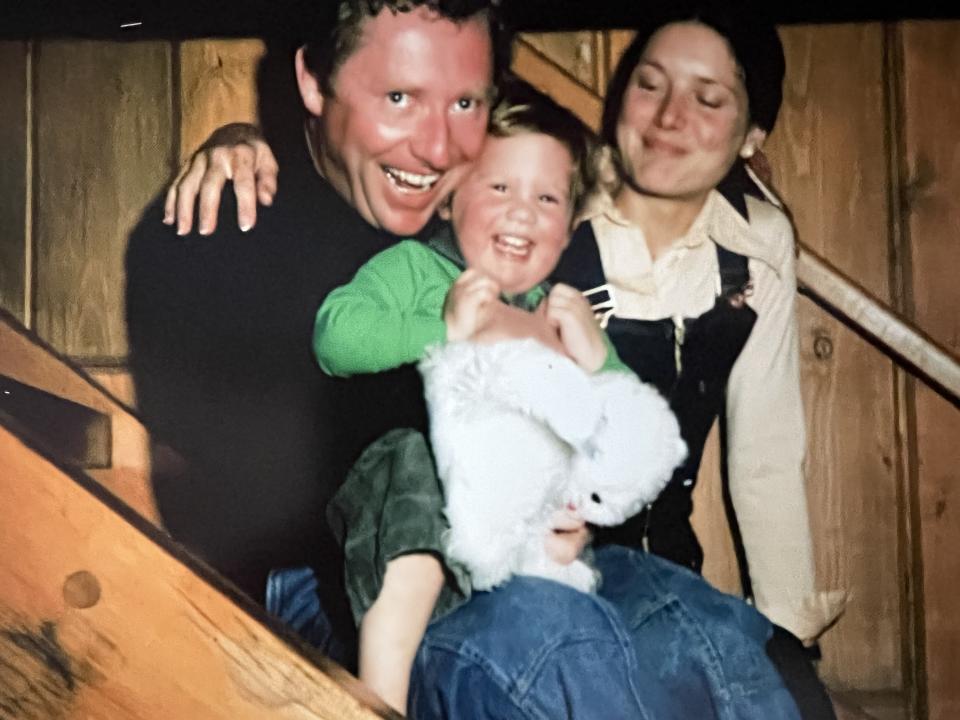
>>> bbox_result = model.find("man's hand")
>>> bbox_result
[163,123,279,236]
[544,508,590,565]
[545,283,608,373]
[443,269,501,342]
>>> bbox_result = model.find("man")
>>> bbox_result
[129,0,501,646]
[128,2,801,717]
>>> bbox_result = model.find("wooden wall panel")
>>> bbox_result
[512,40,603,130]
[177,39,265,163]
[899,20,960,720]
[765,24,902,690]
[0,42,29,324]
[521,32,601,92]
[33,41,173,361]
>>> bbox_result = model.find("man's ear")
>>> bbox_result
[295,46,325,117]
[739,126,768,160]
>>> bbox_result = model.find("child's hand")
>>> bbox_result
[544,508,590,565]
[471,303,567,356]
[444,269,500,342]
[545,283,608,373]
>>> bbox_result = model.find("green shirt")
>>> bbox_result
[313,227,628,377]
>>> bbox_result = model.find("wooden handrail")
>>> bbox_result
[796,242,960,406]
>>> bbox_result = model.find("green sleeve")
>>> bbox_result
[598,331,633,375]
[313,241,454,377]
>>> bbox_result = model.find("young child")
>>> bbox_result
[314,78,632,712]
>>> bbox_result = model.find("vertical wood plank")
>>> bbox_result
[764,24,902,690]
[603,29,635,90]
[899,20,960,720]
[0,41,29,324]
[177,39,265,163]
[33,41,173,360]
[692,423,742,596]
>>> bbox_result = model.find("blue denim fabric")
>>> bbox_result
[410,575,669,719]
[265,566,355,666]
[594,546,801,720]
[268,549,800,720]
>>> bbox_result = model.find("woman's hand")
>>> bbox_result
[543,508,590,565]
[545,283,608,372]
[163,123,279,236]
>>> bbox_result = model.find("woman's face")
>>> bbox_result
[614,22,765,203]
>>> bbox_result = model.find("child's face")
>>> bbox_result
[450,133,574,295]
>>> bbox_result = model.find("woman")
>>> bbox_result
[549,7,844,718]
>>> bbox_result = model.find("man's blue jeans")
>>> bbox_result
[268,546,800,719]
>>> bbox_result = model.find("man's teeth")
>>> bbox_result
[495,234,531,256]
[384,167,439,191]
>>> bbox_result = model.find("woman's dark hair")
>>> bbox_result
[600,2,786,148]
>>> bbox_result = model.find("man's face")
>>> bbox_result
[451,133,574,295]
[302,6,494,236]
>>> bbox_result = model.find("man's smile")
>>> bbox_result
[383,165,441,193]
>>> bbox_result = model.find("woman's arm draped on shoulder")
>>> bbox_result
[163,123,279,236]
[724,211,843,643]
[313,242,449,377]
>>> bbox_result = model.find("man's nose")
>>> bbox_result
[411,108,451,170]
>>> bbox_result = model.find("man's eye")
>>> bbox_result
[454,97,478,112]
[387,91,409,106]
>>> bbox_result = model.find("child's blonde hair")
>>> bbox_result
[488,76,601,220]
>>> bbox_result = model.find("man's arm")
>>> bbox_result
[313,241,450,377]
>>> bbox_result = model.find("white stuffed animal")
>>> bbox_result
[420,338,687,593]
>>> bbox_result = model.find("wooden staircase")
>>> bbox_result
[0,308,396,719]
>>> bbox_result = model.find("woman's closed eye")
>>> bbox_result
[696,94,724,109]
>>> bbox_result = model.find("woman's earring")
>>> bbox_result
[740,145,756,159]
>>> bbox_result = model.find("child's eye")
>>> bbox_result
[539,193,559,204]
[491,183,507,192]
[387,91,409,107]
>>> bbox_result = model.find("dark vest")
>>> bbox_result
[552,219,757,574]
